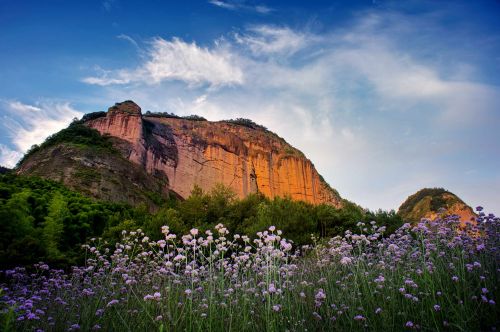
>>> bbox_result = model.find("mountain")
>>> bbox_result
[398,188,476,225]
[17,101,342,208]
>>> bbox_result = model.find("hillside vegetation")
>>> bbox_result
[398,188,474,223]
[0,174,403,267]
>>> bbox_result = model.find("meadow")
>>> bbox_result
[1,208,498,331]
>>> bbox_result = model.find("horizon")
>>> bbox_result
[1,0,499,214]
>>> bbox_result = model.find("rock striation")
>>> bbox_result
[84,101,342,207]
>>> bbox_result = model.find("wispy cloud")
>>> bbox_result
[1,101,83,162]
[209,0,273,14]
[235,25,311,56]
[83,10,500,212]
[117,34,139,49]
[0,144,23,168]
[8,101,42,113]
[83,37,243,87]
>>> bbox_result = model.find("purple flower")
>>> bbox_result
[375,307,382,314]
[268,284,277,294]
[434,304,441,311]
[315,289,326,301]
[354,315,366,321]
[405,321,414,328]
[106,299,119,307]
[26,312,39,320]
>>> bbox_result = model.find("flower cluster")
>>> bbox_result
[0,210,498,331]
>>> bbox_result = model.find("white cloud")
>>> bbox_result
[208,0,273,14]
[83,37,243,87]
[0,144,23,168]
[83,14,500,213]
[235,25,310,56]
[8,101,42,113]
[2,101,83,155]
[209,0,236,10]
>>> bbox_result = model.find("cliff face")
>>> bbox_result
[85,101,342,207]
[398,188,476,226]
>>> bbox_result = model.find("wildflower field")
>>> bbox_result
[1,208,498,331]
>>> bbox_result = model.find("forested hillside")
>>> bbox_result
[0,174,403,267]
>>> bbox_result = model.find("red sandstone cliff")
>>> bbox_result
[86,101,342,207]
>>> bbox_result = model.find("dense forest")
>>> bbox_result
[0,173,403,267]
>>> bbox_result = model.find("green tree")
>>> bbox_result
[205,184,237,224]
[0,190,35,250]
[42,192,69,259]
[145,207,186,239]
[177,185,207,226]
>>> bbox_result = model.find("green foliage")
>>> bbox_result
[182,114,207,121]
[0,173,404,267]
[42,192,69,259]
[0,295,15,332]
[222,118,268,131]
[16,123,115,167]
[0,174,144,267]
[78,111,107,123]
[145,208,186,239]
[397,187,467,223]
[363,209,404,234]
[144,111,207,121]
[398,188,448,217]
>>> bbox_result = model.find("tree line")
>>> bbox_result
[0,173,403,268]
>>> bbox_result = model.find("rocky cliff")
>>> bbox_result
[18,101,342,208]
[398,188,476,225]
[86,101,342,207]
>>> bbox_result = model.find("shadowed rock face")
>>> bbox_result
[85,101,342,207]
[398,188,476,226]
[16,142,169,208]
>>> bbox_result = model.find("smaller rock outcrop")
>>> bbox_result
[85,101,145,164]
[398,188,476,225]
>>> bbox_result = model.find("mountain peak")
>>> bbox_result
[398,187,476,225]
[108,100,142,115]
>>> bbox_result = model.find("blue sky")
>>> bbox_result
[1,0,499,214]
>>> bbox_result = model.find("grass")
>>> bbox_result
[0,211,498,331]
